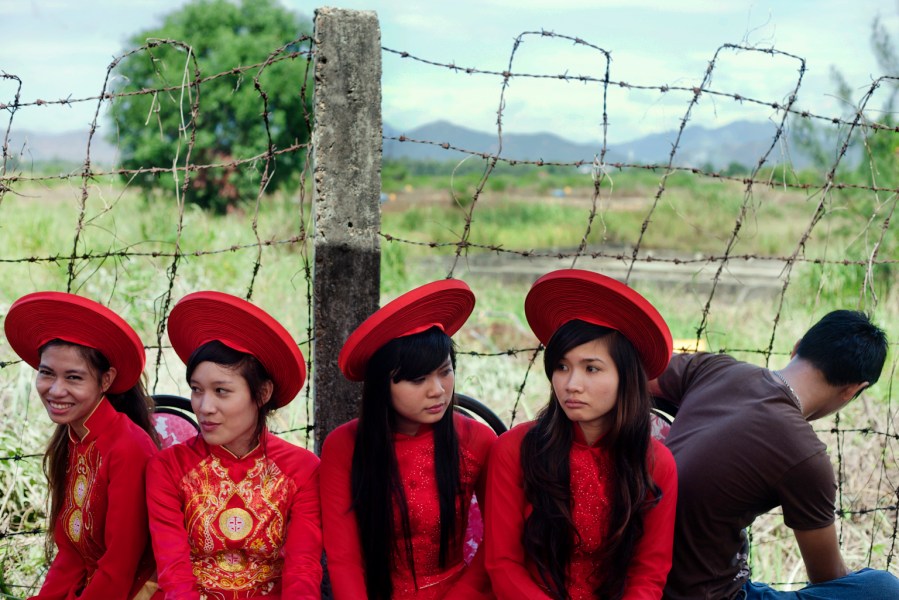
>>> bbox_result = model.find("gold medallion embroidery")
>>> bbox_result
[218,507,253,541]
[73,474,88,507]
[183,456,292,593]
[67,509,84,543]
[62,445,99,547]
[216,549,248,572]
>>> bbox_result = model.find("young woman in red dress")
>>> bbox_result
[146,291,322,599]
[4,292,161,600]
[320,279,497,600]
[486,269,678,600]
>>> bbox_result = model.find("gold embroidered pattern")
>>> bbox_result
[216,549,248,572]
[181,455,295,593]
[218,508,253,541]
[67,510,84,543]
[73,474,89,506]
[61,443,101,555]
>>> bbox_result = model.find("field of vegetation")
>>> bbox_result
[1,159,897,595]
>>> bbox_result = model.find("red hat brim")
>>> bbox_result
[524,269,672,380]
[338,279,475,382]
[167,292,305,408]
[4,292,145,394]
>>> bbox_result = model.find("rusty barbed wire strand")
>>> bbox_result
[0,141,311,186]
[855,113,899,307]
[7,38,896,136]
[379,234,899,267]
[0,39,311,113]
[380,133,899,196]
[1,235,898,268]
[245,36,313,301]
[383,40,899,134]
[3,32,899,583]
[0,344,797,375]
[559,33,610,269]
[762,74,896,372]
[692,45,805,354]
[508,345,543,428]
[882,366,898,568]
[296,33,316,449]
[139,39,202,393]
[0,72,22,210]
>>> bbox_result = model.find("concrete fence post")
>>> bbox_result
[311,8,382,455]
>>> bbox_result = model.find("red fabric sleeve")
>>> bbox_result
[485,424,553,600]
[446,544,494,600]
[33,432,155,600]
[445,418,497,600]
[621,439,678,600]
[146,451,202,600]
[279,454,324,598]
[29,540,87,600]
[79,438,154,599]
[319,423,368,600]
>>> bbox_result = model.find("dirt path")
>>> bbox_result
[421,245,786,302]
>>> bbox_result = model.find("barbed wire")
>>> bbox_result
[2,27,898,594]
[383,38,899,134]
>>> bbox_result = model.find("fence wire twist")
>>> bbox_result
[2,26,898,594]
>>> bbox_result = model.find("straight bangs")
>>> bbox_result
[186,340,272,405]
[354,324,462,598]
[385,326,456,383]
[544,320,650,442]
[543,319,614,379]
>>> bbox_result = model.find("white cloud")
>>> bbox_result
[444,0,734,15]
[4,0,896,141]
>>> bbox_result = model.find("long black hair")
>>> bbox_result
[520,320,662,599]
[39,339,159,561]
[350,326,462,600]
[185,340,275,449]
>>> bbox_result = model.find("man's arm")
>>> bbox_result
[794,523,849,583]
[648,352,702,406]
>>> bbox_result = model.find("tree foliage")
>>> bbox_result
[857,11,899,190]
[108,0,312,212]
[790,5,899,304]
[791,4,899,183]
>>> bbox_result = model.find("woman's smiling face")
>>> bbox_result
[36,344,114,439]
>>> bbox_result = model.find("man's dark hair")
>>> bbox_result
[796,310,888,387]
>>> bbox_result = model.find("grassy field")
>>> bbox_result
[1,165,897,595]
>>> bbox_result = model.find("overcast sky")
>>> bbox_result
[2,0,897,144]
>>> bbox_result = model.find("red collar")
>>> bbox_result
[393,422,435,441]
[204,427,268,462]
[69,396,117,445]
[571,421,610,449]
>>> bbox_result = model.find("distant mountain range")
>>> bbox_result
[3,129,118,166]
[384,119,815,170]
[8,119,815,171]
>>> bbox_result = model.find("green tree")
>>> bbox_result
[791,5,899,304]
[791,4,899,181]
[108,0,312,213]
[857,11,899,189]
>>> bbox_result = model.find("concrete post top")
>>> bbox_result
[315,6,379,19]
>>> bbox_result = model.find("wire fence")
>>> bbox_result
[2,18,898,597]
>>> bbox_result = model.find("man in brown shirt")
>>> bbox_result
[652,310,899,599]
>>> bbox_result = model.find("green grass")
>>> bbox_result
[2,168,898,596]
